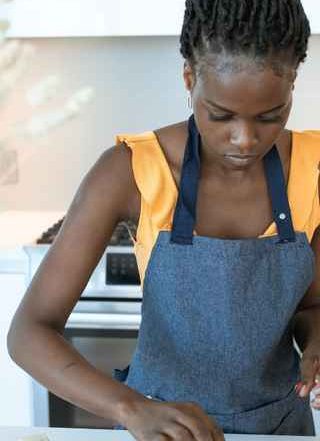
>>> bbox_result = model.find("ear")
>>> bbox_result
[292,70,297,90]
[183,61,196,93]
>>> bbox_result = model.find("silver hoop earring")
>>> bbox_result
[187,94,193,109]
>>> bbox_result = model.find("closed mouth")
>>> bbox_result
[225,155,257,159]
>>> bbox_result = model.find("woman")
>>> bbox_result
[7,0,320,439]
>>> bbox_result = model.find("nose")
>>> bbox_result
[230,121,259,154]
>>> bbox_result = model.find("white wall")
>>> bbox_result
[0,35,319,213]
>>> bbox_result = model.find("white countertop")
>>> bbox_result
[0,427,318,441]
[0,427,132,441]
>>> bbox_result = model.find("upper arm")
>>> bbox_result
[296,166,320,312]
[296,225,320,311]
[11,143,139,332]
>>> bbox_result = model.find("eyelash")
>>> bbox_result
[208,112,282,123]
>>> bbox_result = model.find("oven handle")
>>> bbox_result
[66,312,141,330]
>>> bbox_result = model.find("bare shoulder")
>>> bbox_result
[78,142,140,222]
[153,120,188,186]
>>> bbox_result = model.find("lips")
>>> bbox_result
[223,154,258,166]
[225,154,257,158]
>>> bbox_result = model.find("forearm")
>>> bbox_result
[7,322,142,425]
[292,306,320,354]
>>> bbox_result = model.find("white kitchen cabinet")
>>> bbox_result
[3,0,319,38]
[0,272,33,426]
[3,0,185,38]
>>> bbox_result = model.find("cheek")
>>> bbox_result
[194,110,227,145]
[256,123,286,143]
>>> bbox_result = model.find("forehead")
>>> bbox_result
[196,58,293,112]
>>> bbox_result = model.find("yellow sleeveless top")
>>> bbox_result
[115,130,320,287]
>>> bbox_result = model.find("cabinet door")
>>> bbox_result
[5,0,185,37]
[4,0,320,37]
[0,274,32,426]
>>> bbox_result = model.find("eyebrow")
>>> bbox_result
[204,99,287,115]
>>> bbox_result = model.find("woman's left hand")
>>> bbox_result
[296,343,320,410]
[310,383,320,410]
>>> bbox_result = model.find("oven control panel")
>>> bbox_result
[106,252,140,285]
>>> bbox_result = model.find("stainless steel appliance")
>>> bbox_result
[24,220,142,429]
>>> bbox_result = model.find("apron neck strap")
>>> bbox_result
[263,146,295,243]
[170,114,295,245]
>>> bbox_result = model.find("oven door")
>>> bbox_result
[32,300,141,429]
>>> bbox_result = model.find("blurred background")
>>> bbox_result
[1,0,320,215]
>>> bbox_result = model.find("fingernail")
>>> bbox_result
[295,382,303,394]
[299,385,308,397]
[313,397,320,405]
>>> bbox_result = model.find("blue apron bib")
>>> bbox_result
[113,114,315,435]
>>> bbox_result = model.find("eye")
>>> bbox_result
[208,112,233,122]
[257,115,283,123]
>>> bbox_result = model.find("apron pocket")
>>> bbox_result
[232,385,313,435]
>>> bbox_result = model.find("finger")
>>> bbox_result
[299,356,320,397]
[175,410,213,441]
[208,423,225,441]
[311,398,320,410]
[298,379,318,398]
[311,388,320,410]
[311,378,320,394]
[165,424,195,441]
[197,412,224,441]
[178,403,224,441]
[154,435,173,441]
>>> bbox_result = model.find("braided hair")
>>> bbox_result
[180,0,311,75]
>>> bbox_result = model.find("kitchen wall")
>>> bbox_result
[1,35,320,213]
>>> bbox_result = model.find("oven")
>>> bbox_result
[33,297,141,429]
[24,224,142,429]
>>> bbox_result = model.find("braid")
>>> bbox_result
[179,0,311,71]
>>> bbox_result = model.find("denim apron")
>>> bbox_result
[113,114,315,435]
